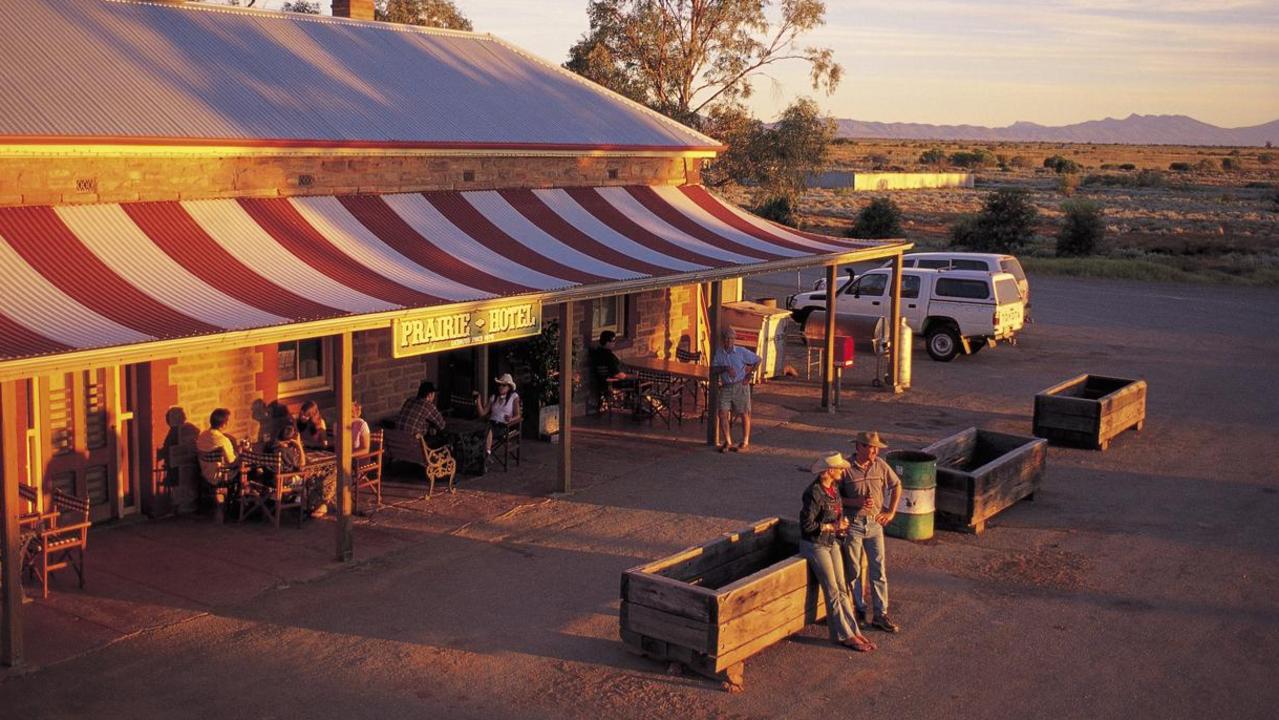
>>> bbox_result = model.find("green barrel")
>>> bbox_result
[883,450,937,541]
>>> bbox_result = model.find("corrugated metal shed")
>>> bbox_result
[0,0,720,151]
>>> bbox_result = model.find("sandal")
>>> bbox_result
[718,444,730,453]
[735,443,749,453]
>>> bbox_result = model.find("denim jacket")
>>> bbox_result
[800,478,843,546]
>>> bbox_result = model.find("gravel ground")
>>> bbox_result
[2,274,1277,719]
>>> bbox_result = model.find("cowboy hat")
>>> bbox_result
[852,430,888,449]
[494,373,517,388]
[810,452,852,474]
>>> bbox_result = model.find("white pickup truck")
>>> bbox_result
[786,268,1025,361]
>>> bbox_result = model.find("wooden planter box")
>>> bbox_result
[1033,374,1147,451]
[922,428,1047,534]
[619,517,824,692]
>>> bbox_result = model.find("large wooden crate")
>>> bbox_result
[1033,374,1147,451]
[619,517,825,691]
[922,428,1047,534]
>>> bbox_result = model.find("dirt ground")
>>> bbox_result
[3,273,1279,719]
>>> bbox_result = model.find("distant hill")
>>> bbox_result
[834,114,1279,147]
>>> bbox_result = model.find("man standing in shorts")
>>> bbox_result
[711,327,760,452]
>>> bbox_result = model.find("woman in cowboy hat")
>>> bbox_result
[475,373,522,458]
[801,452,876,652]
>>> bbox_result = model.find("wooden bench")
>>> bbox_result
[383,427,457,498]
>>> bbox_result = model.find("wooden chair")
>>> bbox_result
[23,489,91,599]
[238,449,308,529]
[489,419,522,471]
[353,429,384,512]
[418,434,457,498]
[198,448,237,523]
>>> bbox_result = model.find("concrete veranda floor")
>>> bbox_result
[3,274,1279,719]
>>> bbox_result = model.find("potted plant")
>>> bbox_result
[506,319,562,439]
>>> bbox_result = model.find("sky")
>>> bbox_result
[233,1,1278,127]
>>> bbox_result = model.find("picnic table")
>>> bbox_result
[623,356,711,427]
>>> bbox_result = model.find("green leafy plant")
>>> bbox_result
[752,195,798,227]
[1056,200,1105,257]
[919,148,946,166]
[848,197,903,239]
[1043,155,1081,174]
[506,319,561,407]
[951,189,1038,253]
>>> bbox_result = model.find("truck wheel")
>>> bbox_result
[926,325,961,362]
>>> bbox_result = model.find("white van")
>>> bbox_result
[787,268,1025,361]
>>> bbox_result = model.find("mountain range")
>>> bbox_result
[833,114,1279,147]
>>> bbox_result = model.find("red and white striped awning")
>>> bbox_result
[0,185,900,367]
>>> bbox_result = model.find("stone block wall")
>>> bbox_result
[351,328,438,425]
[0,152,703,207]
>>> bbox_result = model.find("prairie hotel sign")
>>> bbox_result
[392,300,542,357]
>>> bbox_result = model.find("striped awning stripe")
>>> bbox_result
[0,185,884,364]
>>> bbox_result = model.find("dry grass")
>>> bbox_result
[722,140,1279,285]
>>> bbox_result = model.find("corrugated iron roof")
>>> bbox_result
[0,0,720,152]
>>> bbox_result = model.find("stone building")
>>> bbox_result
[0,0,908,664]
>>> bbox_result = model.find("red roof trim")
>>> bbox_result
[0,134,725,153]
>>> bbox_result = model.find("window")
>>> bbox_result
[591,296,627,336]
[902,274,921,299]
[935,278,991,300]
[994,277,1022,303]
[848,273,886,297]
[951,259,990,271]
[916,259,950,269]
[1000,258,1027,281]
[278,338,331,396]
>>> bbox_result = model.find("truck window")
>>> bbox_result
[849,273,887,297]
[994,277,1021,303]
[951,259,989,271]
[935,278,990,300]
[999,258,1027,281]
[902,275,921,299]
[916,259,950,269]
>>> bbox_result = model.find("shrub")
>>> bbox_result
[1058,173,1081,196]
[1169,162,1192,172]
[1119,163,1137,171]
[1221,157,1243,172]
[1043,155,1081,174]
[949,150,995,168]
[1135,169,1166,187]
[1056,200,1105,257]
[752,194,797,227]
[950,189,1038,253]
[848,197,904,239]
[919,148,946,166]
[868,153,890,169]
[1259,153,1275,165]
[1195,159,1217,173]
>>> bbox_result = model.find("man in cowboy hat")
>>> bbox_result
[840,430,903,633]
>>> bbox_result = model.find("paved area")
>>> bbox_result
[3,274,1278,719]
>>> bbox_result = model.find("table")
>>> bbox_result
[442,419,489,476]
[623,357,711,428]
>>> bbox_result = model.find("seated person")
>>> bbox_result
[271,425,335,518]
[397,380,446,446]
[350,401,371,454]
[587,330,633,412]
[296,400,329,450]
[474,374,522,457]
[196,407,240,485]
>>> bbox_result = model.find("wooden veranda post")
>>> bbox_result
[888,253,903,394]
[706,281,722,446]
[822,264,837,411]
[557,302,573,494]
[335,331,354,563]
[1,380,23,667]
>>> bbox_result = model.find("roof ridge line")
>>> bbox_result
[103,0,489,41]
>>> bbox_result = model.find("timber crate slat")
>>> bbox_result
[1033,374,1147,450]
[922,428,1047,534]
[618,517,826,691]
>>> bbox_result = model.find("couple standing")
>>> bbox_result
[800,431,903,652]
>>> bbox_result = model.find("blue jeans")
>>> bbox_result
[801,540,862,642]
[842,514,889,616]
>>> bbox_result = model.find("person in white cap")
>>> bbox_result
[801,452,876,653]
[475,373,522,458]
